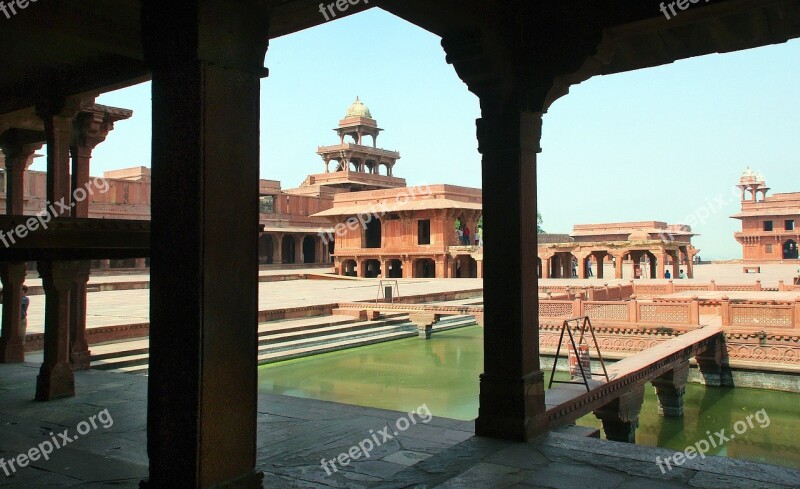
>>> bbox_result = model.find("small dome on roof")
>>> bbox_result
[739,167,759,185]
[628,230,650,241]
[755,171,766,187]
[345,97,372,119]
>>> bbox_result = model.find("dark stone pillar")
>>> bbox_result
[35,100,78,399]
[652,361,689,417]
[141,1,269,487]
[68,112,112,370]
[0,132,41,363]
[36,261,79,401]
[0,263,27,363]
[696,339,726,386]
[593,383,645,443]
[273,233,283,264]
[472,106,545,440]
[69,263,91,369]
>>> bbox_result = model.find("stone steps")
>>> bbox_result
[90,314,477,375]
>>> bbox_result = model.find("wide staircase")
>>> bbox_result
[90,312,477,375]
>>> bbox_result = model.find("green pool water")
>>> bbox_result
[258,326,800,469]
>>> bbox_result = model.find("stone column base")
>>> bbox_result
[475,370,546,441]
[35,362,75,401]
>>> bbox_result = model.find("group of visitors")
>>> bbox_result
[664,270,687,279]
[456,221,483,246]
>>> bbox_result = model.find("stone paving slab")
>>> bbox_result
[1,364,798,488]
[5,277,482,335]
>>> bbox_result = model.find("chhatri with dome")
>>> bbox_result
[732,168,800,262]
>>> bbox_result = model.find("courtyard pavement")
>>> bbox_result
[13,277,481,335]
[0,363,797,488]
[7,263,799,336]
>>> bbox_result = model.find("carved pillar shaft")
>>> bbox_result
[69,262,92,370]
[0,132,41,363]
[36,261,79,401]
[294,236,303,264]
[141,1,268,485]
[0,263,27,363]
[473,106,544,440]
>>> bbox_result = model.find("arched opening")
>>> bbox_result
[413,258,436,278]
[302,236,316,263]
[784,239,799,260]
[110,258,136,269]
[363,259,381,278]
[386,259,403,278]
[341,259,357,277]
[281,235,296,264]
[327,239,335,262]
[259,234,274,264]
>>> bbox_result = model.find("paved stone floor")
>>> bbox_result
[14,276,481,335]
[9,262,798,336]
[1,363,798,488]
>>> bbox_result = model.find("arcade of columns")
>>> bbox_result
[0,101,132,387]
[539,242,697,280]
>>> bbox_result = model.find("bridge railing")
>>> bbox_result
[539,298,700,326]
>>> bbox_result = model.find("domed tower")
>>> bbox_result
[737,167,770,202]
[306,97,405,192]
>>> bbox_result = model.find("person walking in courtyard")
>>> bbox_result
[20,285,29,344]
[587,257,593,277]
[477,226,483,246]
[456,226,463,245]
[463,225,471,246]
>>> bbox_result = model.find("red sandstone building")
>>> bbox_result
[314,184,483,278]
[733,168,800,262]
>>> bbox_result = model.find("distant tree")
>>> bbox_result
[537,211,544,234]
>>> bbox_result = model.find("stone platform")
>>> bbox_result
[1,364,797,488]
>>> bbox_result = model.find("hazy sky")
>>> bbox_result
[31,9,799,260]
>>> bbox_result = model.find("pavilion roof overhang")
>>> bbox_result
[311,199,482,218]
[540,239,694,251]
[2,1,800,116]
[731,208,800,219]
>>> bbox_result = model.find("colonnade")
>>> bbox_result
[539,246,697,280]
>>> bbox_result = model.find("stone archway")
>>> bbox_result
[258,234,274,264]
[784,239,799,260]
[413,258,436,278]
[341,259,357,277]
[302,236,316,263]
[386,259,403,278]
